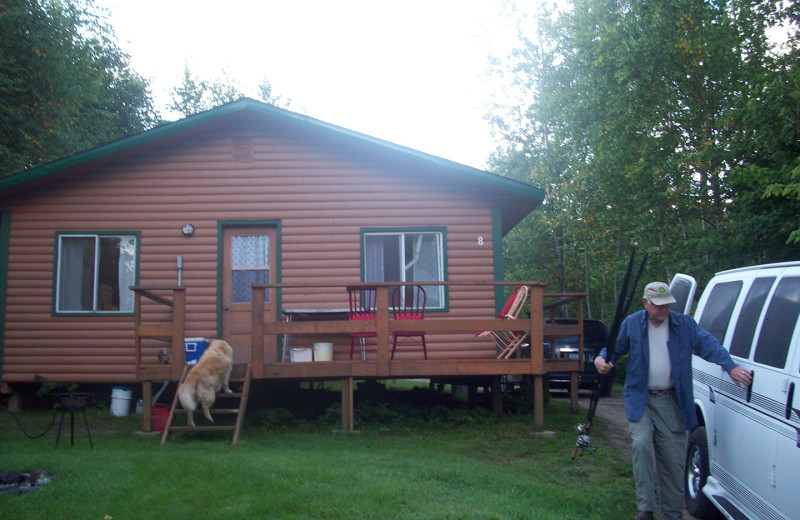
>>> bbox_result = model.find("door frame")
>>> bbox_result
[216,220,282,343]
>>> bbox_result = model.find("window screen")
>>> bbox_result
[56,234,137,313]
[363,230,445,309]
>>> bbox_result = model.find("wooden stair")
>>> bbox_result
[161,363,251,445]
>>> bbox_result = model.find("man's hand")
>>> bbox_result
[730,366,753,387]
[594,356,614,375]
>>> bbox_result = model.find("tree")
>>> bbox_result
[0,0,159,177]
[489,0,800,319]
[168,66,291,118]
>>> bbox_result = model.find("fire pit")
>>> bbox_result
[0,470,54,494]
[53,392,94,448]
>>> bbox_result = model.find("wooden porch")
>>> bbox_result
[133,282,587,434]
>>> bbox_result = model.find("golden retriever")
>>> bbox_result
[177,339,234,426]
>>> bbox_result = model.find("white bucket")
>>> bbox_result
[314,342,334,361]
[290,347,312,362]
[110,386,132,416]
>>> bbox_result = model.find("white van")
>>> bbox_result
[673,262,800,520]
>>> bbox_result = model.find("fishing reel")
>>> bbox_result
[574,423,596,453]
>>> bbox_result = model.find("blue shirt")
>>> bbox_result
[599,310,738,430]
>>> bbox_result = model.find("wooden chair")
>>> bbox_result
[347,285,377,360]
[391,285,427,359]
[477,285,529,359]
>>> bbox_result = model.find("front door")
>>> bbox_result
[221,225,277,365]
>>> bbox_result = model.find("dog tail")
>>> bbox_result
[177,380,197,412]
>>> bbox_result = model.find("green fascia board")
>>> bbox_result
[0,98,544,205]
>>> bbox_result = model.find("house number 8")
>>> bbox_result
[477,236,484,246]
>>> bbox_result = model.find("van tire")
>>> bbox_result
[685,426,722,519]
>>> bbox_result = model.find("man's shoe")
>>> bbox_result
[633,512,653,520]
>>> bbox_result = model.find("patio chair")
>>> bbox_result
[477,285,530,359]
[348,285,378,360]
[391,285,427,360]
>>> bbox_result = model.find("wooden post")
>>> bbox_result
[570,372,580,413]
[170,288,186,381]
[529,285,545,430]
[341,376,354,431]
[375,286,390,376]
[141,381,152,432]
[492,376,503,415]
[534,374,544,430]
[251,286,265,378]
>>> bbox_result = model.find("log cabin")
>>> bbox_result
[0,98,586,433]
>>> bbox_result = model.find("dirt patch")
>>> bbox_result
[579,393,631,461]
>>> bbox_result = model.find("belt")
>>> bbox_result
[649,388,673,397]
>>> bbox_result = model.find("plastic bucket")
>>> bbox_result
[290,347,312,362]
[110,386,132,416]
[150,403,170,432]
[314,342,334,361]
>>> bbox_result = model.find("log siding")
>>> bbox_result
[0,111,534,384]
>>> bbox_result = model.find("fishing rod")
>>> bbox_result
[572,248,647,458]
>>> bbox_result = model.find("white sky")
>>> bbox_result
[98,0,539,170]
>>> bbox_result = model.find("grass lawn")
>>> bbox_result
[1,382,635,519]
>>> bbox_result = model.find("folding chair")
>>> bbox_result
[477,285,530,359]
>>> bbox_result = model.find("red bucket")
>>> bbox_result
[146,403,170,432]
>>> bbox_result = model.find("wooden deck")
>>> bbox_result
[133,282,587,433]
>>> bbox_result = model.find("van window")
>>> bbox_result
[698,281,742,343]
[730,277,775,359]
[753,277,800,369]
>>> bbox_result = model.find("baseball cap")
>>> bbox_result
[643,282,676,305]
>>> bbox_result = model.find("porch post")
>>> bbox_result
[341,377,354,431]
[569,372,580,413]
[251,286,265,378]
[141,381,152,432]
[375,287,390,375]
[528,285,545,430]
[170,288,186,381]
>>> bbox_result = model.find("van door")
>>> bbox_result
[712,274,800,518]
[761,276,800,518]
[669,273,696,315]
[696,278,777,511]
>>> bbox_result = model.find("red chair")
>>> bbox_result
[391,285,427,360]
[348,285,377,360]
[477,285,529,359]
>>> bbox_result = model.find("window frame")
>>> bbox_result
[360,227,448,311]
[53,231,140,316]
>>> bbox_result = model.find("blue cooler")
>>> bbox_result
[184,337,209,365]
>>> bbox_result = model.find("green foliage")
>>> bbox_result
[490,0,800,320]
[168,65,291,118]
[0,0,159,177]
[33,375,77,398]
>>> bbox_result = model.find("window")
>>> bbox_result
[231,233,269,303]
[362,229,446,310]
[753,277,800,369]
[729,277,774,359]
[697,280,742,344]
[55,233,138,314]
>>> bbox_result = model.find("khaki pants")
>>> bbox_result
[628,392,687,520]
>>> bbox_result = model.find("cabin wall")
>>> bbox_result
[0,119,505,384]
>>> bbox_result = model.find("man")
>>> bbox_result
[595,281,752,520]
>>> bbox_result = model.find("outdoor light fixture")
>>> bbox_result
[181,223,195,237]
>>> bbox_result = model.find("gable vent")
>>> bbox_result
[231,138,254,166]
